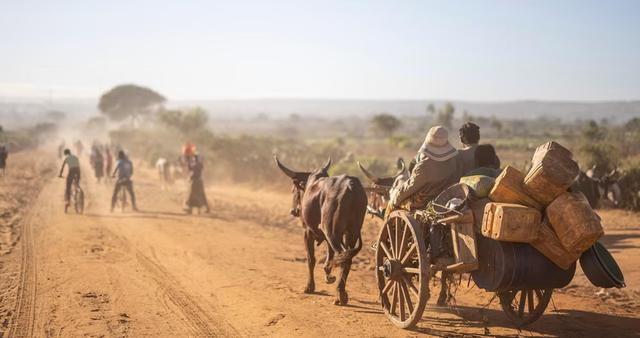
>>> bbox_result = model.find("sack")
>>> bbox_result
[460,175,495,198]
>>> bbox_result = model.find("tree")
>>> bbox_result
[625,117,640,132]
[435,102,455,130]
[158,107,209,135]
[426,103,435,116]
[370,113,402,137]
[490,115,503,132]
[98,84,166,125]
[582,120,606,141]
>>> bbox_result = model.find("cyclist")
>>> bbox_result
[58,149,81,212]
[111,150,138,212]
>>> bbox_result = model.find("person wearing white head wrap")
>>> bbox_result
[390,126,463,208]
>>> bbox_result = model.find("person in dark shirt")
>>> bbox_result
[465,144,502,177]
[185,154,210,214]
[0,145,8,175]
[111,150,138,212]
[457,122,481,174]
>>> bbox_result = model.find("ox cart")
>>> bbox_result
[367,183,575,329]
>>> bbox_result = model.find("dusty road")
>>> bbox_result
[1,153,640,337]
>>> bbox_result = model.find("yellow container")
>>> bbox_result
[531,219,580,270]
[545,192,604,255]
[531,141,574,164]
[482,202,541,243]
[524,142,580,206]
[488,166,542,210]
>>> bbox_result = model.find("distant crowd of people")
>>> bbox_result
[57,139,210,215]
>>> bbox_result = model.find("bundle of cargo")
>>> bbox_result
[489,166,542,210]
[523,142,580,206]
[477,141,603,268]
[460,175,496,198]
[470,140,623,291]
[531,219,581,270]
[545,191,604,255]
[482,202,541,242]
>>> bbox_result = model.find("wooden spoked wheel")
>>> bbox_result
[376,210,430,329]
[498,288,553,326]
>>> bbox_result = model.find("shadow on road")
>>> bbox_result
[410,304,640,338]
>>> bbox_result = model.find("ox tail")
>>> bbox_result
[328,235,362,267]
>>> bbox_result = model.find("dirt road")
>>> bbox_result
[2,154,640,337]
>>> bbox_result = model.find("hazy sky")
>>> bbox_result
[1,0,639,101]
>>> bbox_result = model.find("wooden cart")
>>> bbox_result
[374,207,557,329]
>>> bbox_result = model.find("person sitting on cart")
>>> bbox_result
[464,144,502,177]
[389,126,462,210]
[58,148,81,212]
[457,122,480,175]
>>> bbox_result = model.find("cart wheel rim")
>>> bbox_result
[376,210,430,329]
[498,288,553,327]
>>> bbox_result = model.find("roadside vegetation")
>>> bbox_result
[3,84,640,210]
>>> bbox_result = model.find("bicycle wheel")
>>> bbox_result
[120,189,127,212]
[75,187,85,214]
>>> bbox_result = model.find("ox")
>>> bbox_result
[571,171,601,208]
[571,169,623,209]
[358,160,453,306]
[357,158,406,218]
[275,157,367,305]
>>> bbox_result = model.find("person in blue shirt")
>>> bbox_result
[110,150,138,212]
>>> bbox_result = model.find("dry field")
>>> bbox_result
[0,150,639,337]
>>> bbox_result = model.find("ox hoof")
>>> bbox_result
[334,291,348,306]
[303,285,315,294]
[325,275,336,284]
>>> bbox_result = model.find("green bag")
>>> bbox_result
[460,175,496,198]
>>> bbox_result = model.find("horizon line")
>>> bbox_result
[1,95,640,105]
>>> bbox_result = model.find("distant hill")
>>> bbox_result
[1,98,639,128]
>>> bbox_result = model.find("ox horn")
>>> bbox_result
[357,161,380,184]
[274,156,297,179]
[321,157,332,172]
[394,158,406,178]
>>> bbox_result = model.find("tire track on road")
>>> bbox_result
[135,251,239,337]
[7,183,50,338]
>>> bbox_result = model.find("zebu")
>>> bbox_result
[275,157,368,305]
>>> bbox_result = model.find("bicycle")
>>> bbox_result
[117,184,128,212]
[61,175,84,214]
[112,178,129,212]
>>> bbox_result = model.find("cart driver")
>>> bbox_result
[389,126,463,210]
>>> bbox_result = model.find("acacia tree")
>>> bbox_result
[98,84,166,126]
[370,113,402,137]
